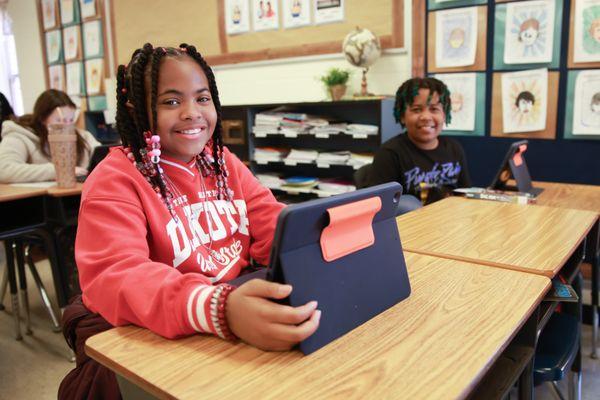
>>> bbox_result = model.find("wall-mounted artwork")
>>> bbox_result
[435,7,478,68]
[314,0,344,25]
[501,68,548,133]
[574,0,600,63]
[572,70,600,134]
[85,58,104,95]
[79,0,97,19]
[434,73,477,131]
[66,62,84,95]
[63,25,81,61]
[82,20,103,58]
[504,0,555,64]
[282,0,311,28]
[252,0,280,31]
[42,0,58,30]
[49,64,66,92]
[60,0,79,25]
[225,0,251,35]
[45,30,63,64]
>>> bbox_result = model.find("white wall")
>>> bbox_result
[7,0,46,114]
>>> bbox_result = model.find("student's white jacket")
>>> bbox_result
[0,120,100,183]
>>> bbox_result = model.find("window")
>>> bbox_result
[0,5,23,115]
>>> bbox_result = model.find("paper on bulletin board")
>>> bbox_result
[504,0,555,64]
[80,0,97,19]
[574,0,600,63]
[435,7,478,68]
[314,0,344,25]
[225,0,251,35]
[501,68,548,133]
[282,0,311,28]
[434,73,477,131]
[42,0,58,30]
[573,70,600,134]
[66,62,84,95]
[49,65,66,92]
[45,30,62,64]
[252,0,280,31]
[63,25,81,61]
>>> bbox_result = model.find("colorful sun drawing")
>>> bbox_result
[583,6,600,55]
[441,15,473,61]
[510,9,549,58]
[508,79,543,128]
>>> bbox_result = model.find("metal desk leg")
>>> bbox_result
[518,358,534,400]
[592,251,598,359]
[0,263,7,310]
[5,240,22,340]
[15,241,32,335]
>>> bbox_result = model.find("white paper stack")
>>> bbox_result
[316,151,351,166]
[256,173,285,189]
[346,153,374,169]
[284,149,319,165]
[345,124,379,137]
[317,179,356,195]
[253,147,288,163]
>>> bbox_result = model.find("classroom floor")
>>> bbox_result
[0,258,599,399]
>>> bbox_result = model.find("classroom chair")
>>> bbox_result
[353,164,422,216]
[534,274,583,400]
[0,228,62,340]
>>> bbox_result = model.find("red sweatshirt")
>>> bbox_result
[76,146,284,339]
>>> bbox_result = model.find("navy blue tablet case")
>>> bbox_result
[264,182,411,355]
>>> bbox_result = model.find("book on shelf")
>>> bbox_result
[453,187,537,205]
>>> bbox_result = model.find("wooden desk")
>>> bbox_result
[531,181,600,359]
[396,197,597,278]
[86,253,550,400]
[0,184,48,202]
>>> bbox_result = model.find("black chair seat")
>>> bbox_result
[534,312,580,385]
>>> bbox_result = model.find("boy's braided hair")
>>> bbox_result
[116,43,230,213]
[393,77,452,127]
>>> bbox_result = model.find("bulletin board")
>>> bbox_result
[412,0,600,185]
[110,0,405,66]
[37,0,111,112]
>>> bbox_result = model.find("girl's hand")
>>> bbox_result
[75,166,88,176]
[226,279,321,351]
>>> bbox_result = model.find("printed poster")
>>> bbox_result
[574,0,600,62]
[434,73,477,131]
[501,68,548,133]
[504,0,555,64]
[252,0,279,31]
[435,7,478,68]
[225,0,251,35]
[282,0,311,28]
[573,70,600,134]
[314,0,344,25]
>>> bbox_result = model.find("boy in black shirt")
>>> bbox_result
[360,77,471,204]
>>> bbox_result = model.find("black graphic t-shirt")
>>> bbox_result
[361,134,471,203]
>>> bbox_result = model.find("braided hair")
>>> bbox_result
[116,43,231,216]
[393,77,452,127]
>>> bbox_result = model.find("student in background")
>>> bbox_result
[0,89,99,183]
[59,43,320,399]
[358,77,471,204]
[0,92,16,137]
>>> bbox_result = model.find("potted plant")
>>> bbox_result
[320,68,351,101]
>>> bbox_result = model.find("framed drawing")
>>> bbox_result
[79,0,98,19]
[314,0,344,25]
[225,0,251,35]
[282,0,311,28]
[82,19,104,58]
[252,0,280,31]
[85,58,104,95]
[501,68,548,133]
[63,25,82,61]
[435,7,478,68]
[49,64,66,91]
[60,0,80,26]
[503,0,555,64]
[45,30,63,64]
[564,69,600,139]
[41,0,59,30]
[66,62,85,95]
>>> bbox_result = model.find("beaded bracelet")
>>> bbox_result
[210,284,237,341]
